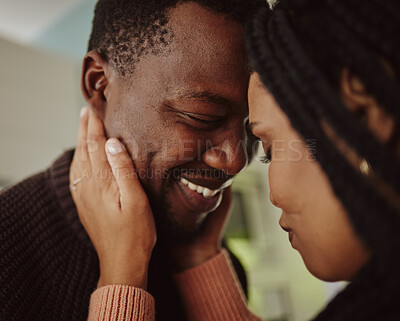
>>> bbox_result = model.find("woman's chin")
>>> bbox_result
[301,257,357,282]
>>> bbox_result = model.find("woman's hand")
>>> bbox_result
[70,107,156,289]
[170,187,233,272]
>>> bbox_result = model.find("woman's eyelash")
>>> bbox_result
[259,149,272,164]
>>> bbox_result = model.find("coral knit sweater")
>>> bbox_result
[89,249,261,321]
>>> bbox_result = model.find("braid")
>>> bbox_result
[323,0,400,119]
[254,7,400,251]
[273,5,400,197]
[271,8,400,222]
[246,1,400,320]
[325,0,400,75]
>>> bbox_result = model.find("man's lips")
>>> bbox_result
[180,176,233,192]
[180,176,233,198]
[175,176,231,213]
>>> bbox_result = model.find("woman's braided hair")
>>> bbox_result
[246,0,400,319]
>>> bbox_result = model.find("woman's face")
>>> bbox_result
[248,73,370,282]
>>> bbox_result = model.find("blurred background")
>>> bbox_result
[0,0,345,320]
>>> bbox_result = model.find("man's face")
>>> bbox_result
[102,3,252,241]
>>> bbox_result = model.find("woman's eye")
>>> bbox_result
[245,117,260,142]
[259,149,271,164]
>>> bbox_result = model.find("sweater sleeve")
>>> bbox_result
[174,249,261,321]
[88,285,155,321]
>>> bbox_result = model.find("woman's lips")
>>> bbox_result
[280,225,294,245]
[288,231,294,243]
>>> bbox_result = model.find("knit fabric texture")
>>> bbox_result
[174,249,260,321]
[89,250,259,321]
[0,150,99,321]
[89,285,155,320]
[0,150,247,321]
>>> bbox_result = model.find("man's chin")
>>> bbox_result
[148,179,223,243]
[154,209,207,243]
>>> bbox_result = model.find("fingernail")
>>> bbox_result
[106,140,123,154]
[80,106,88,118]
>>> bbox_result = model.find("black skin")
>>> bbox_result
[81,2,255,242]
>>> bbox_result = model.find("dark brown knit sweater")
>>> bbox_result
[0,150,247,321]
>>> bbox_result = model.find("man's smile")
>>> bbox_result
[180,177,231,198]
[174,175,233,213]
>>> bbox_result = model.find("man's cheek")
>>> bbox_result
[139,171,161,200]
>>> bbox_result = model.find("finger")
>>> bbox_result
[87,107,108,171]
[75,106,90,164]
[70,107,91,193]
[105,138,145,207]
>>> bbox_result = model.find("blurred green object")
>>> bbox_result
[225,159,330,321]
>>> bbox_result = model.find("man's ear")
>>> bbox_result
[81,51,111,120]
[340,68,395,143]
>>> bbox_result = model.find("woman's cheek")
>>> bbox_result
[268,161,301,211]
[268,162,285,207]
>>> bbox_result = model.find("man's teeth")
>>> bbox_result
[180,178,219,198]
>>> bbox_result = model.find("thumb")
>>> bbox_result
[105,138,144,205]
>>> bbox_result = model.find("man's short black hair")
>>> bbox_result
[88,0,263,76]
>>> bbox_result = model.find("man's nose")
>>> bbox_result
[202,134,249,176]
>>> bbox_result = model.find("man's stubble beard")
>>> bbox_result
[146,176,205,244]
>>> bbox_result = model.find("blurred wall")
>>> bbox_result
[0,37,82,186]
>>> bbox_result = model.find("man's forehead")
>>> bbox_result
[166,88,242,111]
[167,2,244,49]
[120,2,249,107]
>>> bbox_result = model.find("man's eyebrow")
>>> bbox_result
[177,91,237,109]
